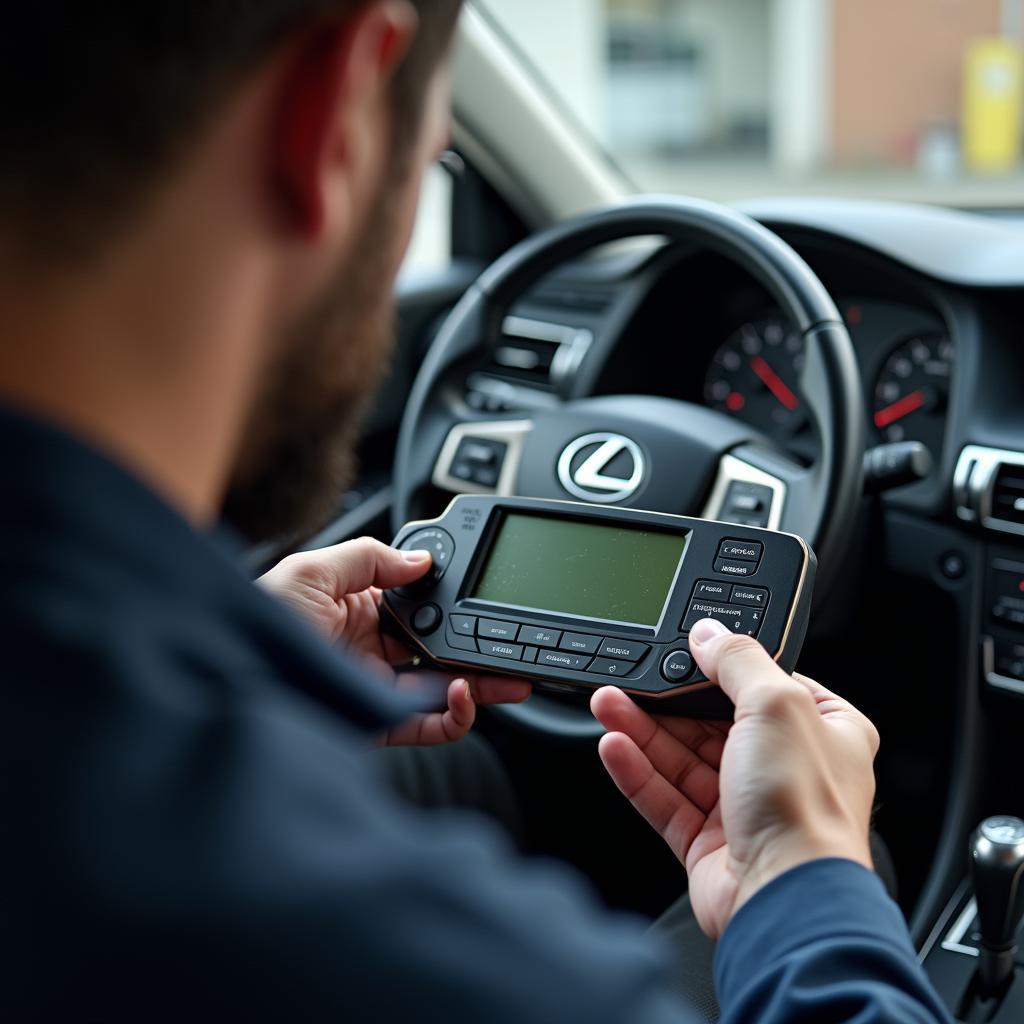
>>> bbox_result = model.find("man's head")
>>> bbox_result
[0,2,460,541]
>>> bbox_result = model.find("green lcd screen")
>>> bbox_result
[470,513,688,627]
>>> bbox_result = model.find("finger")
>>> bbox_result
[387,680,476,747]
[689,619,807,715]
[467,675,532,706]
[299,537,435,597]
[598,732,709,858]
[590,688,723,811]
[792,674,880,755]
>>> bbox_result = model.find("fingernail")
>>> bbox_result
[689,618,731,646]
[462,680,472,702]
[403,549,432,563]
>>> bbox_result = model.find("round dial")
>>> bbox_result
[872,332,953,456]
[705,318,809,445]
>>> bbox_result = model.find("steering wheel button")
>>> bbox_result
[537,650,591,671]
[598,639,650,662]
[714,557,756,578]
[661,651,695,683]
[478,618,520,641]
[558,632,602,655]
[450,615,477,637]
[730,586,769,608]
[718,539,764,562]
[479,640,524,661]
[518,625,562,647]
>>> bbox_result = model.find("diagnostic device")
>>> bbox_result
[382,495,815,717]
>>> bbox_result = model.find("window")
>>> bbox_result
[401,163,454,278]
[482,0,1024,208]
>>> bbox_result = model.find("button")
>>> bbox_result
[446,630,478,653]
[522,647,539,664]
[412,604,442,636]
[730,495,764,514]
[718,539,763,562]
[518,625,563,647]
[559,632,602,655]
[694,580,732,602]
[536,650,591,671]
[588,657,634,678]
[730,586,769,608]
[400,528,456,576]
[682,601,763,637]
[714,557,756,578]
[940,553,966,581]
[661,650,695,683]
[598,639,650,662]
[478,639,524,661]
[478,618,520,641]
[450,615,477,637]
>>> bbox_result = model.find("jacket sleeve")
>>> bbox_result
[714,858,954,1024]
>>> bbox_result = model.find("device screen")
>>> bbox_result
[470,513,688,626]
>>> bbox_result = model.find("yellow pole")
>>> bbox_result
[963,38,1024,174]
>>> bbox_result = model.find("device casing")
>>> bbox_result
[383,495,816,718]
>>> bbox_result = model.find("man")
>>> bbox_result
[0,3,952,1022]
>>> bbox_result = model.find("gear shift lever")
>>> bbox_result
[970,816,1024,997]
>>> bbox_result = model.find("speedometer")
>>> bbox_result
[704,318,809,445]
[872,332,953,458]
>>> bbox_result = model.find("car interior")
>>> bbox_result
[254,7,1024,1020]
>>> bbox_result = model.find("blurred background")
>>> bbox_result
[405,0,1024,272]
[483,0,1024,203]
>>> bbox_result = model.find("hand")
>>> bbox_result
[260,538,531,746]
[591,618,878,939]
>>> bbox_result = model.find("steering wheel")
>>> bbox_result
[393,196,865,740]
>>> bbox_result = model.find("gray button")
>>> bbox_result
[478,639,524,661]
[449,615,477,637]
[536,650,591,671]
[446,630,478,653]
[588,658,634,678]
[412,604,442,636]
[731,586,769,608]
[478,618,520,641]
[661,650,695,683]
[694,580,732,602]
[718,539,763,562]
[518,625,562,647]
[558,632,602,655]
[682,601,763,637]
[714,557,756,578]
[598,639,650,663]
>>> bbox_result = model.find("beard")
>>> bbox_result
[221,188,401,546]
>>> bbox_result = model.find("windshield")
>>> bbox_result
[480,0,1024,208]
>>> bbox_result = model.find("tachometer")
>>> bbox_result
[873,332,953,458]
[704,318,808,443]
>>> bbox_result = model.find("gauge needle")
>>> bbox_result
[874,389,926,429]
[750,356,800,411]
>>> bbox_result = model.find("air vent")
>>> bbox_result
[993,464,1024,530]
[466,317,593,413]
[954,446,1024,537]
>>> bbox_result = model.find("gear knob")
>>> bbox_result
[969,815,1024,996]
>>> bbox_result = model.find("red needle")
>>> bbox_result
[750,356,800,411]
[874,389,925,429]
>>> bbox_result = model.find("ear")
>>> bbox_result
[271,0,418,239]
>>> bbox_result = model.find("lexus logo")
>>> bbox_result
[557,433,646,504]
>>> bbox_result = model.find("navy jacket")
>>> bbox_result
[0,406,952,1022]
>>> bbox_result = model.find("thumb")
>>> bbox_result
[293,537,434,597]
[689,618,797,712]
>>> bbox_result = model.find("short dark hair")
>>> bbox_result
[0,2,460,260]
